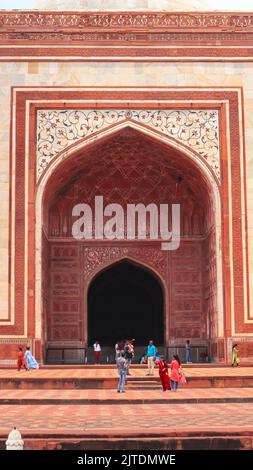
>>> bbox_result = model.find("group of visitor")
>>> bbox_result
[16,339,240,376]
[145,339,187,392]
[93,338,194,366]
[114,338,188,393]
[114,340,240,393]
[92,338,187,393]
[17,346,39,371]
[156,354,187,392]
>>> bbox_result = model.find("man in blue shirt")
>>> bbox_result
[146,340,157,376]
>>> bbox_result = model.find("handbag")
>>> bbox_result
[179,367,187,385]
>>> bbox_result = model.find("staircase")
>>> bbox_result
[126,376,161,390]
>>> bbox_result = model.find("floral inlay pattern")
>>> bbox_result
[84,246,167,281]
[37,109,220,181]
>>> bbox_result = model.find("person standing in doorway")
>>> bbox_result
[146,340,157,376]
[116,351,128,393]
[185,339,192,363]
[93,341,101,364]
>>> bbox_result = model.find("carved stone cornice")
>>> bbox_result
[1,11,253,31]
[0,11,253,59]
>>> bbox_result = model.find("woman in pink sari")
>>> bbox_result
[170,354,181,392]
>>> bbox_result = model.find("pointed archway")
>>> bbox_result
[88,259,164,347]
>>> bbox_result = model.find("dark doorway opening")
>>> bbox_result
[88,260,164,347]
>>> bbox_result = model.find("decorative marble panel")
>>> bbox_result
[83,246,167,281]
[37,109,220,180]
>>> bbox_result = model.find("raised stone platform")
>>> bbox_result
[0,399,253,450]
[1,366,253,450]
[0,366,253,389]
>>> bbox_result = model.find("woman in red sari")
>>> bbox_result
[156,357,170,391]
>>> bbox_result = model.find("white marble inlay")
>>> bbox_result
[37,108,220,180]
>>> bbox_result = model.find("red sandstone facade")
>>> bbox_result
[0,11,253,363]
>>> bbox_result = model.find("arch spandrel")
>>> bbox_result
[84,248,168,286]
[37,109,220,183]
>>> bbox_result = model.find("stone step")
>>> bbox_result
[1,367,253,389]
[2,397,253,404]
[127,387,161,390]
[127,380,163,389]
[0,388,252,405]
[1,429,253,450]
[0,378,253,389]
[127,383,161,386]
[127,381,161,389]
[127,379,160,384]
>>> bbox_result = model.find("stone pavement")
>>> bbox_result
[0,366,253,449]
[0,387,252,404]
[0,402,253,433]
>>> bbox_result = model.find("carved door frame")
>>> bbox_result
[83,245,169,347]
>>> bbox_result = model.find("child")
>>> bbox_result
[17,347,27,371]
[25,346,39,370]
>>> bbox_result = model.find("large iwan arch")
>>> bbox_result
[35,121,223,363]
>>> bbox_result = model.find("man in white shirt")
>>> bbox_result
[115,342,120,361]
[93,341,101,364]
